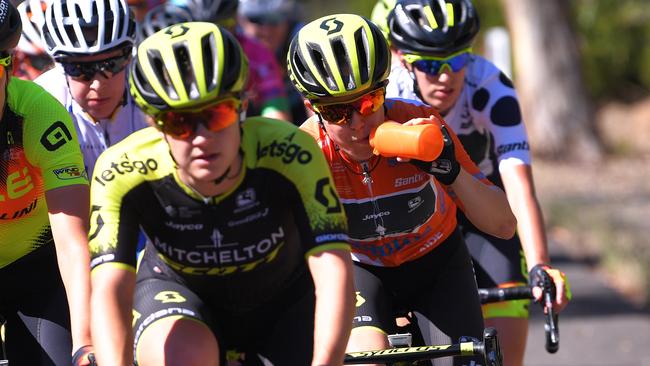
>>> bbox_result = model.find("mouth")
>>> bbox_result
[193,153,219,163]
[432,87,453,98]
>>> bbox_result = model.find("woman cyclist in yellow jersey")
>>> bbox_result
[89,22,354,366]
[0,0,94,364]
[288,14,516,366]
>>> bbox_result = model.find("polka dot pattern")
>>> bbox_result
[472,88,489,111]
[499,72,514,88]
[490,96,521,126]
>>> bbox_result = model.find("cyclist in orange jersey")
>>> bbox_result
[288,13,516,366]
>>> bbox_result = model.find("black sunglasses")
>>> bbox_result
[60,49,131,81]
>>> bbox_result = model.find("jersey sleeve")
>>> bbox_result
[87,144,147,273]
[19,80,88,190]
[470,60,531,169]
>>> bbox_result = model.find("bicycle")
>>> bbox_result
[478,266,560,354]
[344,327,502,365]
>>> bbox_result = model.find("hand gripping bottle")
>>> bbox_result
[369,121,444,161]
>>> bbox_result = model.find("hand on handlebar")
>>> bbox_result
[528,264,572,313]
[72,345,97,366]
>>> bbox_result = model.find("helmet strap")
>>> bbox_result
[408,69,425,103]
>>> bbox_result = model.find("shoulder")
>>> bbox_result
[91,127,171,187]
[241,117,324,169]
[6,77,72,131]
[465,55,514,90]
[384,98,438,122]
[33,66,69,104]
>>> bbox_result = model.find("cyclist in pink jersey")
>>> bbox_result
[168,0,292,122]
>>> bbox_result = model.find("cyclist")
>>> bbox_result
[370,0,399,65]
[135,2,193,43]
[89,22,354,366]
[237,0,309,124]
[385,1,571,365]
[13,0,54,80]
[0,0,93,364]
[170,0,292,122]
[35,0,148,176]
[288,13,516,366]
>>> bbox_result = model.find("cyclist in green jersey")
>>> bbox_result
[89,22,354,366]
[0,0,93,364]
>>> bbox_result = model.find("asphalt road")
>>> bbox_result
[524,242,650,366]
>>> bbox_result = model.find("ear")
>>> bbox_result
[303,98,315,112]
[397,51,411,70]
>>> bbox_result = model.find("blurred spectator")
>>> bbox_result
[13,0,54,80]
[171,0,291,121]
[237,0,309,124]
[136,3,193,43]
[128,0,164,22]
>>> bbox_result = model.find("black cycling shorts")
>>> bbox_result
[133,249,316,365]
[0,243,73,365]
[352,229,485,366]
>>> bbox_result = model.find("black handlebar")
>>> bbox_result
[478,270,560,354]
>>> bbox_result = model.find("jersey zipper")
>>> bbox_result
[360,161,386,237]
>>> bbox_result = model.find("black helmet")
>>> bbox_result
[388,0,479,56]
[0,0,22,52]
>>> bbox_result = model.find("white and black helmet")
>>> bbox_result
[169,0,238,23]
[42,0,136,59]
[137,3,192,43]
[17,0,50,55]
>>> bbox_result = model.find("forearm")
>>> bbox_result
[501,164,551,269]
[91,267,136,366]
[309,251,355,366]
[55,240,93,350]
[451,169,516,239]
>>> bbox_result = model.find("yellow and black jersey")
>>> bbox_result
[0,77,87,268]
[89,117,349,308]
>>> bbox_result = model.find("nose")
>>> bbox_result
[347,111,367,131]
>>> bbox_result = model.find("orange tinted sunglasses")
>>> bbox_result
[155,98,241,139]
[314,88,385,125]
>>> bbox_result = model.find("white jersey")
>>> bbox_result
[387,55,530,186]
[35,66,149,176]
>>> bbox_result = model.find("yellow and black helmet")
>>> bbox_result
[130,21,248,116]
[287,13,390,103]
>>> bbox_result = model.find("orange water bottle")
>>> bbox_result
[369,121,444,161]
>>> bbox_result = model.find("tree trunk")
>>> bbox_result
[499,0,603,161]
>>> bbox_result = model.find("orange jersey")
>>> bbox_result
[301,98,491,267]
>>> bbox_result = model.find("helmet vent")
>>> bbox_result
[307,42,336,91]
[354,28,369,85]
[202,32,218,92]
[173,42,199,100]
[331,38,353,90]
[148,48,178,100]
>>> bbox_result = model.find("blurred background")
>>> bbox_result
[299,0,650,311]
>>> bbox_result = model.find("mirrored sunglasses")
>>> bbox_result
[60,50,131,81]
[314,88,386,125]
[404,49,472,76]
[155,98,242,139]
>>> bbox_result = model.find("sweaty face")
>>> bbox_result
[64,48,131,120]
[321,105,386,162]
[412,66,466,115]
[167,121,242,194]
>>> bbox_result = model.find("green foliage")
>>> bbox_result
[571,0,650,101]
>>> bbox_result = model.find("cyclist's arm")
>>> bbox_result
[307,248,355,366]
[501,163,570,311]
[91,265,136,366]
[450,167,516,239]
[46,184,93,354]
[436,116,515,239]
